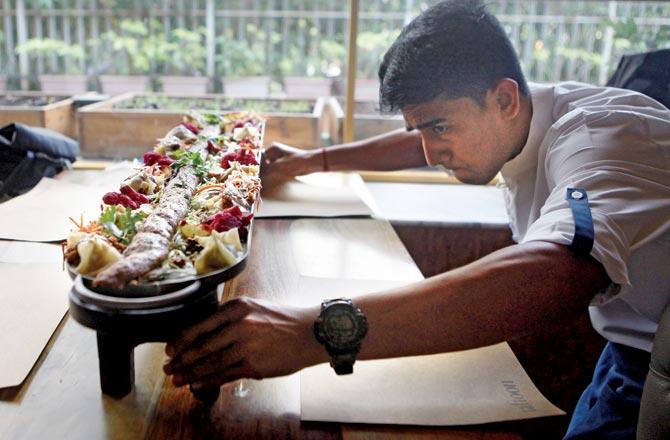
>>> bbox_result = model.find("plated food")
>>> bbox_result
[63,111,263,291]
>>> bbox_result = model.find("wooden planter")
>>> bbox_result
[354,78,380,102]
[160,76,209,95]
[283,76,332,99]
[99,75,150,95]
[78,92,327,158]
[332,98,404,143]
[0,92,76,138]
[39,74,89,95]
[223,76,270,98]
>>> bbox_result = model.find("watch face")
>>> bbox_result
[323,305,359,347]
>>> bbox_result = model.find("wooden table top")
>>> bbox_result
[0,218,522,440]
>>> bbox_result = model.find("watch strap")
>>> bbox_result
[327,348,360,375]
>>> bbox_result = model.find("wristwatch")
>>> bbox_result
[313,298,368,375]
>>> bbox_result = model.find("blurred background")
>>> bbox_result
[1,0,668,156]
[1,0,669,97]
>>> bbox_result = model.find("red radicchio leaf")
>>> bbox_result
[181,121,201,134]
[201,205,253,233]
[220,150,259,169]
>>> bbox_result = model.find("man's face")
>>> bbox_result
[403,93,514,185]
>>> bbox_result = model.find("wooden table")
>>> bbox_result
[0,218,522,440]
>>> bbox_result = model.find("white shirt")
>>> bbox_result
[500,82,670,352]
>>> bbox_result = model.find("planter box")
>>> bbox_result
[78,93,327,158]
[355,78,380,101]
[99,75,150,95]
[39,74,89,95]
[223,76,270,98]
[160,76,209,95]
[0,92,76,138]
[332,98,404,143]
[283,76,332,99]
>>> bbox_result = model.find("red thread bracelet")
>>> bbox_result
[321,147,330,172]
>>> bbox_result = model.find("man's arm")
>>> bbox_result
[262,128,426,181]
[356,241,609,359]
[163,241,609,386]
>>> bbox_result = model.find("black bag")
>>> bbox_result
[606,48,670,109]
[0,123,79,201]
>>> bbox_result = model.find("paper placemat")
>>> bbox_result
[258,173,374,218]
[297,276,564,425]
[0,178,108,242]
[290,220,423,282]
[301,342,564,425]
[0,243,71,388]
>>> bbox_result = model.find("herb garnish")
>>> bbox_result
[99,205,147,245]
[171,150,209,179]
[202,112,222,125]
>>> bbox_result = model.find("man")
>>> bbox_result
[164,1,670,437]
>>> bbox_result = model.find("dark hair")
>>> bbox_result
[378,0,529,112]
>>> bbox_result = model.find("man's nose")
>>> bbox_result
[421,137,451,167]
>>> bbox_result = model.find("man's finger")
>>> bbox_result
[173,345,245,385]
[165,324,238,374]
[166,298,249,357]
[263,143,291,162]
[165,311,226,357]
[188,364,251,388]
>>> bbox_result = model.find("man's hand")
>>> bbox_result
[163,297,324,387]
[261,142,321,188]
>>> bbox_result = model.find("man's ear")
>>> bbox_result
[491,78,520,120]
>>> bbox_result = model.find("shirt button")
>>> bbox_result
[571,190,584,200]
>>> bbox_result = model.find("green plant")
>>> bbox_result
[101,19,173,75]
[113,95,313,113]
[357,30,400,78]
[15,38,85,74]
[607,17,670,52]
[169,27,207,75]
[216,36,266,77]
[319,39,346,77]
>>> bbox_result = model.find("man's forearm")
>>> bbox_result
[325,128,426,172]
[352,241,610,360]
[163,241,611,385]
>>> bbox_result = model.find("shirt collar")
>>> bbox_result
[500,83,555,180]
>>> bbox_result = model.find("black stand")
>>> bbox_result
[97,333,135,398]
[70,282,222,403]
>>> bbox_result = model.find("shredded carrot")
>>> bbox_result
[68,215,102,234]
[194,184,225,194]
[69,216,82,229]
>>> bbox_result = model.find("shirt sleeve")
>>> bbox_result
[520,106,670,287]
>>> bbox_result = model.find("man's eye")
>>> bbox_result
[432,125,448,135]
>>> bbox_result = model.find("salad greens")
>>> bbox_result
[99,205,147,245]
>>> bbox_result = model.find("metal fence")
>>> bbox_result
[1,0,670,91]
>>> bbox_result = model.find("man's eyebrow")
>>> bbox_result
[406,118,447,131]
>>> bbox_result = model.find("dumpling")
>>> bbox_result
[220,228,242,252]
[76,236,122,276]
[194,230,239,274]
[232,124,260,143]
[67,231,90,249]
